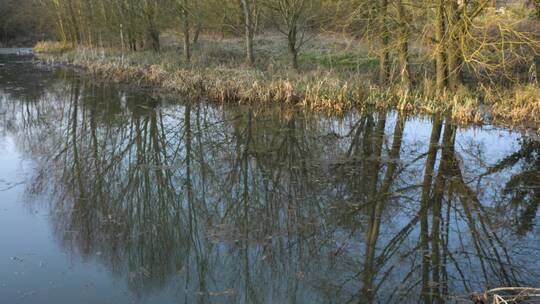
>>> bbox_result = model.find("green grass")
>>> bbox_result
[299,52,379,71]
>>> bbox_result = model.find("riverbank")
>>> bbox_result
[33,37,540,131]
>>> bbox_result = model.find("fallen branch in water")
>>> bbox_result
[473,287,540,304]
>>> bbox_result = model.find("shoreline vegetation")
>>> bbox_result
[32,0,540,132]
[35,37,540,131]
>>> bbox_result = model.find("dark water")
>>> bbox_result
[0,52,539,304]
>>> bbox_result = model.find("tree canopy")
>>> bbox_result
[9,0,540,90]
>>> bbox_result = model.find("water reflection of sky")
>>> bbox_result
[0,55,539,303]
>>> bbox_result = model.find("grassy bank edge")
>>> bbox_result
[34,43,540,132]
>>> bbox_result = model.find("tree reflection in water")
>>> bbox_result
[1,72,539,304]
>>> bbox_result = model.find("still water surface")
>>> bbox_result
[0,53,539,303]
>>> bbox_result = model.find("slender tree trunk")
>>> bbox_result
[241,0,255,66]
[288,26,299,70]
[191,0,202,45]
[130,37,137,52]
[84,0,95,46]
[182,0,191,62]
[397,0,411,89]
[447,0,462,92]
[379,0,390,85]
[149,28,160,52]
[67,0,81,43]
[192,21,202,45]
[144,0,160,52]
[435,0,447,93]
[289,44,299,70]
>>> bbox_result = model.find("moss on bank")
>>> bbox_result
[34,39,540,131]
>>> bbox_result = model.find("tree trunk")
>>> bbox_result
[67,0,81,43]
[149,28,160,52]
[241,0,255,66]
[378,0,390,85]
[290,47,299,70]
[435,0,447,93]
[397,0,411,89]
[144,0,160,52]
[130,36,137,52]
[182,0,191,62]
[192,21,202,45]
[446,0,462,92]
[288,27,299,70]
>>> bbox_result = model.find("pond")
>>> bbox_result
[0,52,539,304]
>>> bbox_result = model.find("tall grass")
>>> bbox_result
[484,85,540,127]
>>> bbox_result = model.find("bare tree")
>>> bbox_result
[378,0,390,84]
[396,0,411,89]
[265,0,320,69]
[143,0,161,52]
[240,0,255,65]
[178,0,191,62]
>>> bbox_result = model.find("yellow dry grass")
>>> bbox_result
[33,41,73,54]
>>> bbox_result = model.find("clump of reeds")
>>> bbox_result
[484,84,540,128]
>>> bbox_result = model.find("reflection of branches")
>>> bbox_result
[4,74,540,303]
[484,139,540,236]
[0,181,25,191]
